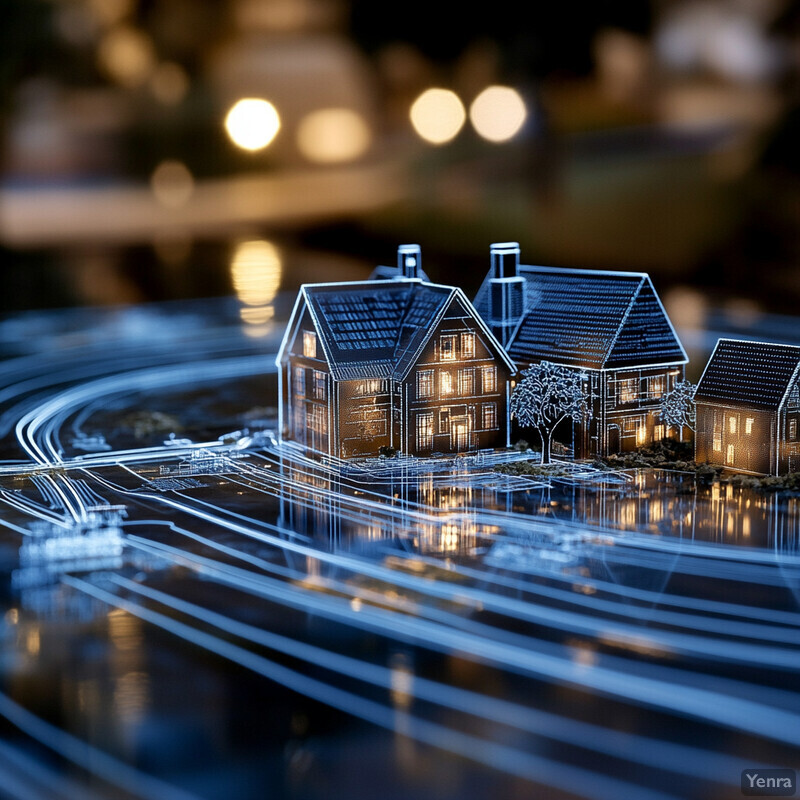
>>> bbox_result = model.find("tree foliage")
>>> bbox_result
[660,379,697,432]
[510,361,592,463]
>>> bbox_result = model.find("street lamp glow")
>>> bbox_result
[409,88,465,145]
[224,98,281,151]
[469,86,527,143]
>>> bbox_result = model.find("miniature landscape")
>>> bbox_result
[0,267,798,800]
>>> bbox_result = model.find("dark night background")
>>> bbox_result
[0,0,798,327]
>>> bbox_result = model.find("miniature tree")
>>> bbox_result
[660,379,697,437]
[510,362,592,464]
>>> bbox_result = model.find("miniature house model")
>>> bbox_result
[277,247,515,459]
[474,244,688,458]
[695,339,800,475]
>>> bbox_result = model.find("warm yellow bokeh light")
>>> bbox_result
[224,98,281,152]
[409,88,466,145]
[231,240,282,325]
[97,25,155,88]
[469,85,527,143]
[297,108,371,164]
[150,160,194,209]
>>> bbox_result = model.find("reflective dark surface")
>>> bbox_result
[0,296,798,800]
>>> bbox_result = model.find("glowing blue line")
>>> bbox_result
[63,575,681,800]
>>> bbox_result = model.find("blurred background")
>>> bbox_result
[1,0,799,357]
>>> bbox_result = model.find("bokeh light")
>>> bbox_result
[409,88,466,145]
[150,160,194,209]
[231,239,282,326]
[469,86,527,143]
[297,108,371,164]
[224,98,281,152]
[97,25,156,88]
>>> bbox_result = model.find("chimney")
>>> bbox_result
[490,242,520,279]
[487,242,524,347]
[397,244,421,280]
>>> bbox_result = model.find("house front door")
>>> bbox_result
[451,416,471,451]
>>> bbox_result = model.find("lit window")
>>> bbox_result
[729,416,737,434]
[416,412,434,451]
[457,368,474,396]
[461,333,475,358]
[726,444,735,465]
[649,376,665,399]
[712,435,722,452]
[618,378,638,404]
[312,370,326,401]
[440,335,456,361]
[790,419,797,441]
[293,366,305,396]
[440,372,453,395]
[417,370,434,398]
[745,417,754,435]
[482,366,496,393]
[482,403,497,430]
[439,409,450,433]
[358,379,384,396]
[303,330,316,358]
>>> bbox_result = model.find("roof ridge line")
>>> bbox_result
[394,287,458,381]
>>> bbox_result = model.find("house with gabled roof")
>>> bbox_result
[694,339,800,475]
[277,253,515,459]
[473,243,689,458]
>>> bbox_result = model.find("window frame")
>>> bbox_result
[440,335,456,361]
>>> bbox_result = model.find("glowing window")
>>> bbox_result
[649,376,666,399]
[618,378,638,404]
[358,379,384,396]
[745,417,754,435]
[482,366,496,393]
[461,333,475,358]
[416,412,434,451]
[440,335,456,361]
[417,370,434,398]
[790,419,797,441]
[457,369,474,396]
[440,372,453,396]
[482,403,497,430]
[303,330,316,358]
[729,416,737,434]
[713,435,722,452]
[726,444,735,464]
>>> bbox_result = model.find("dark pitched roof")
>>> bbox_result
[369,264,431,282]
[474,265,687,369]
[284,279,514,381]
[695,339,800,410]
